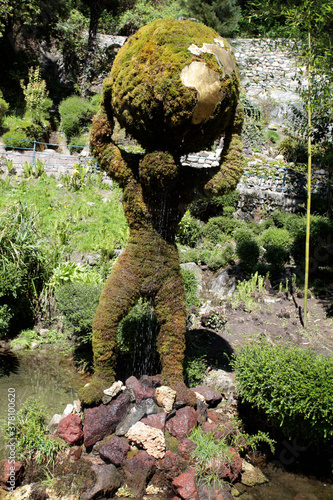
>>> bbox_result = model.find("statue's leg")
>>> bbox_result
[154,267,186,385]
[78,248,139,405]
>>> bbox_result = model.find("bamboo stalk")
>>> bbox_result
[304,29,312,327]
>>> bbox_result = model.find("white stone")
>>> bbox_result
[62,404,74,417]
[155,386,176,412]
[125,422,166,459]
[103,380,125,398]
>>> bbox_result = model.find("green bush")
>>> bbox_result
[3,397,67,464]
[181,268,200,308]
[177,211,202,247]
[234,228,259,274]
[58,95,96,140]
[68,134,88,154]
[0,203,50,337]
[206,245,235,271]
[2,129,33,149]
[292,215,333,269]
[261,226,293,271]
[204,216,245,243]
[55,281,103,344]
[278,136,307,163]
[233,341,333,444]
[189,191,240,221]
[0,90,9,129]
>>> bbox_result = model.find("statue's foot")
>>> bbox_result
[78,375,114,406]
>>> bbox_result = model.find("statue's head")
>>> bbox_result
[106,19,240,156]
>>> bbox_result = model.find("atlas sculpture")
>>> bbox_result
[79,18,244,405]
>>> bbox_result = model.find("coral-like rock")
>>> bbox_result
[166,406,198,440]
[155,386,176,412]
[57,414,83,445]
[103,380,125,398]
[125,421,166,459]
[241,460,268,487]
[84,392,131,447]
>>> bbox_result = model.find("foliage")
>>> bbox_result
[182,0,241,36]
[177,211,203,247]
[0,202,50,337]
[240,96,265,152]
[184,353,207,387]
[68,134,88,154]
[58,95,97,141]
[181,268,201,308]
[117,0,187,36]
[232,272,266,312]
[55,281,103,344]
[3,397,67,464]
[11,328,62,349]
[2,129,33,149]
[20,66,52,126]
[278,136,308,163]
[189,191,240,221]
[23,159,45,178]
[0,90,9,129]
[292,214,333,269]
[233,341,333,443]
[234,228,259,274]
[260,226,293,272]
[203,216,245,243]
[179,244,235,271]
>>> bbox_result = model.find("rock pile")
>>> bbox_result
[0,373,268,499]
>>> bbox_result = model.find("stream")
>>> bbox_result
[0,350,332,499]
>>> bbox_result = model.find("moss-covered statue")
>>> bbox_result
[79,18,244,405]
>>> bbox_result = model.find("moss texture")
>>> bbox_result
[79,19,244,405]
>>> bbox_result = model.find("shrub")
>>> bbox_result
[58,95,96,140]
[0,90,9,129]
[55,281,103,344]
[0,203,50,336]
[234,228,259,274]
[2,129,33,149]
[177,211,202,247]
[3,397,67,464]
[206,245,236,271]
[233,341,333,444]
[68,134,88,154]
[261,226,293,272]
[292,215,333,269]
[181,268,200,308]
[204,216,245,243]
[189,191,240,221]
[278,136,307,163]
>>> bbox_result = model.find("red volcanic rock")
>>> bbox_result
[84,392,131,447]
[206,409,219,422]
[139,374,162,388]
[219,448,242,483]
[0,459,24,489]
[126,376,155,402]
[198,482,234,500]
[166,406,197,440]
[57,414,83,445]
[158,451,180,480]
[192,386,222,406]
[99,435,130,466]
[172,467,199,500]
[141,412,167,432]
[202,421,218,434]
[123,450,156,498]
[177,439,197,461]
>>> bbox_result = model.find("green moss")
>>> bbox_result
[81,20,244,405]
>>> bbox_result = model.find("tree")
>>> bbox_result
[248,0,333,325]
[182,0,242,37]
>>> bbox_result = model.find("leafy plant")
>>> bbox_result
[3,397,67,465]
[261,226,293,272]
[20,66,52,126]
[234,228,259,274]
[58,95,96,141]
[181,268,201,308]
[184,354,208,388]
[177,211,202,247]
[233,341,333,444]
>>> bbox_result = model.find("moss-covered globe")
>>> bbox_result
[109,18,240,155]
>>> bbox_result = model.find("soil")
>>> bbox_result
[222,286,333,357]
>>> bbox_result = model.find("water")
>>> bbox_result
[0,349,90,460]
[239,464,333,499]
